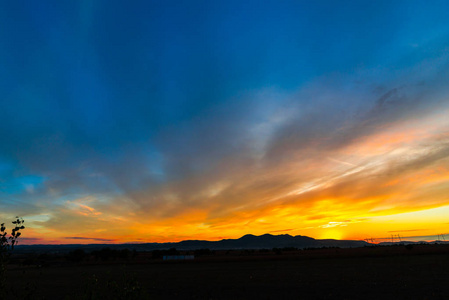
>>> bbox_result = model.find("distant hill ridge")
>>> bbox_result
[172,233,369,250]
[16,233,370,253]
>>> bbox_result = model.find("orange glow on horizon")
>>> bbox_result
[11,109,449,245]
[18,202,449,245]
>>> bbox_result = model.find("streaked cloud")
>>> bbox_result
[64,237,116,242]
[1,1,449,244]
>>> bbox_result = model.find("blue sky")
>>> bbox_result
[1,1,449,243]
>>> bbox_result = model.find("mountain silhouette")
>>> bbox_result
[15,234,370,253]
[135,233,368,250]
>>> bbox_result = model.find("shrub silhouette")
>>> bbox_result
[90,247,131,261]
[194,248,214,256]
[67,249,87,262]
[92,247,114,261]
[118,249,130,260]
[273,248,282,255]
[151,248,179,259]
[0,217,25,296]
[405,244,414,250]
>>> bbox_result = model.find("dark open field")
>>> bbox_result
[5,244,449,299]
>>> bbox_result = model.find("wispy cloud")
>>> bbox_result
[387,229,427,233]
[269,229,294,233]
[64,237,116,242]
[1,1,449,243]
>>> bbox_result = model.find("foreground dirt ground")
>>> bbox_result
[6,245,449,299]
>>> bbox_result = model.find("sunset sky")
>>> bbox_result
[1,1,449,244]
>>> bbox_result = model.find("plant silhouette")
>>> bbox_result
[0,217,25,298]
